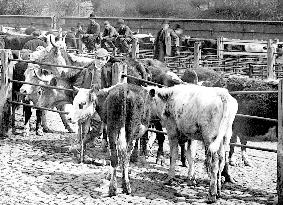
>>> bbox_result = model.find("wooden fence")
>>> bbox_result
[0,15,54,30]
[60,17,283,41]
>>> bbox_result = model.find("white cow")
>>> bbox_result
[145,84,238,203]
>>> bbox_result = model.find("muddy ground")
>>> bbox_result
[0,108,277,205]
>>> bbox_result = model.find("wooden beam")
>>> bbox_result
[278,79,283,204]
[193,42,201,69]
[267,39,276,80]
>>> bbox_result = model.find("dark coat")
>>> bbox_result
[86,22,100,35]
[102,26,118,38]
[153,28,179,62]
[117,26,133,38]
[73,63,101,90]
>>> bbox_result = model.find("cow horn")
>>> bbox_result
[50,35,59,48]
[33,68,52,83]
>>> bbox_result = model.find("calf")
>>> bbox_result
[145,84,238,202]
[68,83,152,196]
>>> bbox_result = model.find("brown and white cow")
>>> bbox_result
[145,84,238,202]
[67,83,152,196]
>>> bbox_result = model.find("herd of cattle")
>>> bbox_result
[2,28,278,203]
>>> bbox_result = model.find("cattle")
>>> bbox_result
[181,67,277,167]
[183,37,217,55]
[67,83,152,196]
[19,36,93,135]
[144,84,238,202]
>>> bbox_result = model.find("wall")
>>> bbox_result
[60,16,283,40]
[0,15,54,30]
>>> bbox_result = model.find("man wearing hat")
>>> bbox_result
[115,18,133,55]
[101,21,118,55]
[70,48,111,156]
[84,15,101,52]
[153,19,179,62]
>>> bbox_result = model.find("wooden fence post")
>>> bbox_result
[217,36,224,60]
[0,49,13,138]
[131,38,139,59]
[278,79,283,204]
[194,42,201,69]
[267,39,276,80]
[111,62,127,85]
[78,34,83,54]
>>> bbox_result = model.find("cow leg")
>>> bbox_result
[164,129,179,185]
[154,121,165,165]
[101,124,108,152]
[207,150,219,203]
[119,127,132,194]
[23,105,32,137]
[36,110,43,136]
[41,111,51,133]
[217,143,225,198]
[228,134,237,166]
[108,129,119,196]
[57,105,75,133]
[186,139,197,186]
[180,141,186,167]
[11,104,17,134]
[241,139,251,166]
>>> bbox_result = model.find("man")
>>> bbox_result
[101,21,118,56]
[153,20,179,62]
[69,48,110,154]
[22,30,47,51]
[172,24,183,56]
[65,27,77,49]
[84,15,101,52]
[115,19,133,55]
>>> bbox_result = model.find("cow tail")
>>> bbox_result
[117,84,127,151]
[192,70,198,84]
[208,94,230,154]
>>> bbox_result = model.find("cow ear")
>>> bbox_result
[50,78,57,86]
[149,88,155,97]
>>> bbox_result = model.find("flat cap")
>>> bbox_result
[96,48,109,57]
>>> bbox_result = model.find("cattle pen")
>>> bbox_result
[0,43,283,203]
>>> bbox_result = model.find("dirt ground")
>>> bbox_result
[0,108,278,205]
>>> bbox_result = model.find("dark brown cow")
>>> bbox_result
[67,83,152,196]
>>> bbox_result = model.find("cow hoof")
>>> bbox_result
[43,128,54,133]
[23,130,29,137]
[186,179,197,186]
[36,128,44,136]
[122,183,131,195]
[156,155,165,166]
[108,187,117,197]
[67,127,75,133]
[181,162,187,167]
[207,195,217,203]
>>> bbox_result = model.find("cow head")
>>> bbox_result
[20,64,51,102]
[66,86,98,123]
[37,77,73,109]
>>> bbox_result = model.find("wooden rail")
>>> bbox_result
[8,101,69,114]
[9,79,74,92]
[10,59,84,70]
